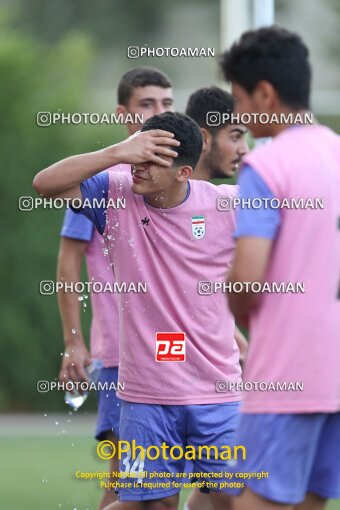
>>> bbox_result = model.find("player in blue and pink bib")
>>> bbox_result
[221,26,340,510]
[33,112,244,510]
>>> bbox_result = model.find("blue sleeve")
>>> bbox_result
[234,164,281,240]
[61,208,94,242]
[75,170,109,235]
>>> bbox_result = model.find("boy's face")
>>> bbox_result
[131,155,189,199]
[231,82,273,138]
[205,124,248,178]
[121,86,174,134]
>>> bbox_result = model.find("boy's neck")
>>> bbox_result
[144,182,189,209]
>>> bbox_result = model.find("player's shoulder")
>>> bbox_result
[107,164,132,192]
[216,183,239,199]
[191,179,238,198]
[107,163,131,180]
[107,163,131,174]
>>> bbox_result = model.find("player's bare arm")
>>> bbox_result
[227,237,272,325]
[57,237,91,384]
[32,129,180,199]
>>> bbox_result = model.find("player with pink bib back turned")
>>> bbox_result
[220,26,340,510]
[33,111,245,510]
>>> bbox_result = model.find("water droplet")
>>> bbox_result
[71,328,77,334]
[78,296,83,301]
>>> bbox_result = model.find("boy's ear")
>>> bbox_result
[253,80,278,110]
[176,165,193,181]
[201,128,213,153]
[116,104,127,117]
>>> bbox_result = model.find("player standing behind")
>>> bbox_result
[58,67,174,510]
[187,87,248,367]
[186,86,248,180]
[185,86,248,510]
[221,26,340,510]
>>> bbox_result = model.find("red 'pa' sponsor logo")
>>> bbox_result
[155,332,186,362]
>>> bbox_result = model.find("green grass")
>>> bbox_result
[324,499,340,510]
[1,436,102,509]
[0,435,189,510]
[1,436,339,510]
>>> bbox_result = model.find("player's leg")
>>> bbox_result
[184,489,213,510]
[186,401,240,510]
[117,401,184,507]
[233,487,293,510]
[209,491,232,510]
[294,412,340,510]
[96,367,122,509]
[99,431,120,509]
[103,495,179,510]
[103,501,144,509]
[144,494,179,510]
[294,493,327,510]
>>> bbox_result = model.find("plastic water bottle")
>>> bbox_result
[64,359,103,411]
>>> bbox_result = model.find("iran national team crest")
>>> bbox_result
[192,215,206,239]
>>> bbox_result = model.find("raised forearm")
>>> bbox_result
[33,129,179,199]
[33,145,121,199]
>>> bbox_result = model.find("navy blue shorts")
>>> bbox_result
[95,367,121,441]
[228,412,340,504]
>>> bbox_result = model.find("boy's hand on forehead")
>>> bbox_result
[116,129,180,167]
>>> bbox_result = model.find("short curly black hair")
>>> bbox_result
[141,112,203,170]
[185,86,235,131]
[117,67,172,106]
[220,26,311,109]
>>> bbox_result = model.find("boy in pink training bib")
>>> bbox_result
[33,111,244,510]
[221,26,340,510]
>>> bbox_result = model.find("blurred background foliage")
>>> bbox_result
[1,0,340,411]
[0,6,123,411]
